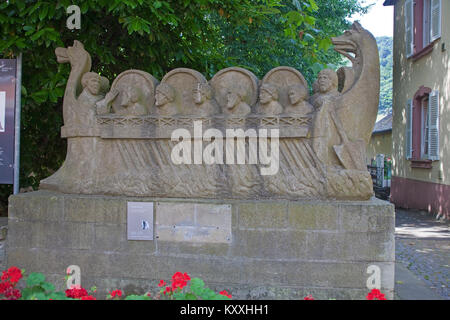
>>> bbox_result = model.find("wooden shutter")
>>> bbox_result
[405,0,414,57]
[406,99,413,159]
[428,91,440,160]
[430,0,442,42]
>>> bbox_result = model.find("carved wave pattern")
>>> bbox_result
[91,138,326,200]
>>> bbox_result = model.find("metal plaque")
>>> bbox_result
[155,202,232,243]
[0,60,16,184]
[127,202,154,241]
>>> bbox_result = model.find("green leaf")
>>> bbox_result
[48,292,69,300]
[26,272,46,287]
[31,292,47,300]
[41,282,55,293]
[311,62,324,74]
[172,291,187,300]
[185,293,198,300]
[20,287,33,300]
[309,0,319,11]
[190,278,205,295]
[198,288,217,300]
[39,5,49,20]
[125,295,151,300]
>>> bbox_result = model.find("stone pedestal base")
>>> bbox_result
[6,191,395,299]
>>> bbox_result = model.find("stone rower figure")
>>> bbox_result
[155,83,178,116]
[223,86,251,116]
[192,82,219,116]
[256,83,283,116]
[285,83,314,116]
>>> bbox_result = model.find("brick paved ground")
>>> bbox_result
[395,209,450,299]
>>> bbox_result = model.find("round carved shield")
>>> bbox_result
[262,67,309,109]
[210,67,259,111]
[161,68,207,115]
[110,69,159,115]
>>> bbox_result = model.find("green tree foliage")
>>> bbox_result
[215,0,368,83]
[0,0,366,211]
[376,36,393,115]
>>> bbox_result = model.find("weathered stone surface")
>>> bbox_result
[155,202,232,243]
[39,22,380,201]
[0,226,7,241]
[288,202,338,230]
[238,202,288,229]
[6,192,395,299]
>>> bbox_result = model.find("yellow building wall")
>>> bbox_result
[367,132,393,164]
[392,0,450,185]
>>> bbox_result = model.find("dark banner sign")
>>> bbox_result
[0,59,16,184]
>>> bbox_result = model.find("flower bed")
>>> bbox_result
[0,266,386,300]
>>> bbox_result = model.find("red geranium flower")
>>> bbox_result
[0,281,12,295]
[366,288,386,300]
[158,280,167,287]
[3,288,21,300]
[80,295,96,300]
[219,290,232,299]
[170,272,190,291]
[304,294,314,300]
[163,286,172,295]
[172,279,188,290]
[109,289,123,298]
[1,266,23,285]
[65,286,88,299]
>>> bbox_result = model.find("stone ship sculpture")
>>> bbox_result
[40,22,380,201]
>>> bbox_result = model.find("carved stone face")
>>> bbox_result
[288,87,306,105]
[87,77,101,96]
[121,87,140,107]
[193,88,204,105]
[155,90,169,107]
[318,73,334,93]
[259,89,273,104]
[226,91,240,110]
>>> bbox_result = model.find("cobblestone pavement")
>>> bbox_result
[395,209,450,299]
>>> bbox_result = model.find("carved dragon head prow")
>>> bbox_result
[55,40,92,70]
[331,21,370,64]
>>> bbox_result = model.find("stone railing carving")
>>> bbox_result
[41,22,380,201]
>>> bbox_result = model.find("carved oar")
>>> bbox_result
[329,106,366,171]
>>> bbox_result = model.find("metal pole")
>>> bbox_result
[13,53,22,195]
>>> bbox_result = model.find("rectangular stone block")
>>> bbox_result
[156,241,229,257]
[32,221,94,250]
[306,231,395,262]
[155,202,232,243]
[339,200,395,233]
[232,229,307,259]
[6,192,395,300]
[5,220,33,248]
[156,202,195,226]
[238,202,288,229]
[36,249,115,278]
[64,196,126,224]
[94,224,126,252]
[195,203,232,230]
[9,192,64,222]
[288,202,338,230]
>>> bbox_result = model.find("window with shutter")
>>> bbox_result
[421,97,429,159]
[405,0,414,57]
[406,99,413,159]
[428,91,440,160]
[430,0,442,41]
